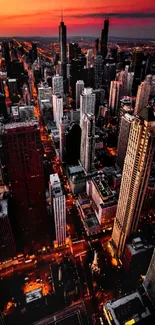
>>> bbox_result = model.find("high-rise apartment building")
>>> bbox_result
[112,114,155,258]
[1,121,49,253]
[109,81,122,115]
[80,88,96,127]
[116,113,135,170]
[134,81,151,116]
[94,55,103,89]
[59,14,67,80]
[52,94,63,128]
[49,174,66,247]
[80,113,95,173]
[0,199,16,262]
[52,75,63,98]
[143,248,155,306]
[76,80,84,109]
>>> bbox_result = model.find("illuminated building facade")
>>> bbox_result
[76,80,84,109]
[52,94,63,129]
[109,81,122,115]
[134,81,151,116]
[2,121,49,253]
[116,114,135,171]
[49,174,66,247]
[112,116,155,259]
[80,88,96,127]
[52,75,63,98]
[80,113,95,173]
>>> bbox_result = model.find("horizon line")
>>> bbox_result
[0,35,155,40]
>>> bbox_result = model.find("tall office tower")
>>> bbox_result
[134,81,151,116]
[100,18,109,58]
[2,121,49,253]
[80,113,95,173]
[49,174,66,247]
[59,116,70,163]
[52,75,63,98]
[94,55,103,89]
[66,123,81,165]
[109,81,122,115]
[132,49,144,95]
[116,113,135,170]
[86,49,93,68]
[76,80,84,109]
[143,248,155,306]
[117,70,128,97]
[112,114,155,259]
[59,13,67,80]
[70,58,84,99]
[0,199,16,262]
[95,38,99,54]
[127,72,134,96]
[68,43,81,64]
[80,88,96,127]
[52,94,63,128]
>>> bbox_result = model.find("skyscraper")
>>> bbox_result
[2,121,49,253]
[143,248,155,306]
[80,113,95,173]
[80,88,96,127]
[109,81,122,115]
[76,80,84,109]
[100,18,109,58]
[0,199,16,262]
[94,55,103,89]
[112,113,155,258]
[68,43,81,64]
[59,12,67,80]
[134,81,151,116]
[52,94,63,129]
[116,113,135,170]
[49,174,66,247]
[52,75,63,98]
[59,116,70,163]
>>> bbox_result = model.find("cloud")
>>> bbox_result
[70,11,155,19]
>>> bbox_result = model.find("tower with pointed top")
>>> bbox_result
[59,9,67,80]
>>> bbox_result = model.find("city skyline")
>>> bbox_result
[0,1,155,38]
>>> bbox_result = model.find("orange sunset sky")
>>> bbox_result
[0,0,155,38]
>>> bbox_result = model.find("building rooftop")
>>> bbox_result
[32,301,88,325]
[3,121,39,131]
[68,165,84,175]
[104,291,151,325]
